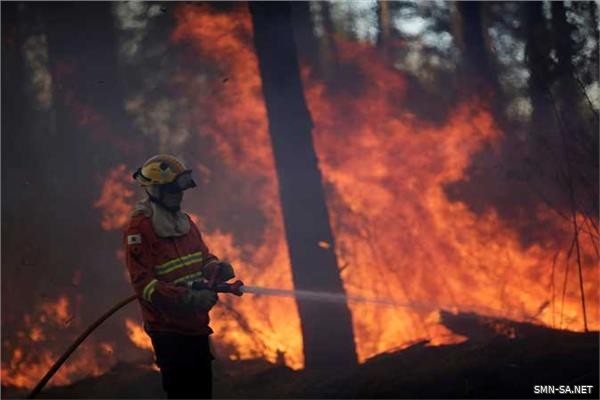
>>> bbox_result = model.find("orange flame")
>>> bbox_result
[125,319,153,352]
[99,342,114,356]
[94,164,135,230]
[39,295,71,325]
[171,3,598,365]
[90,3,598,375]
[1,296,115,388]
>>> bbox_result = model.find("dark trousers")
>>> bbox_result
[148,331,214,399]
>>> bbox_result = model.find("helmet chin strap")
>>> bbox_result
[145,188,181,213]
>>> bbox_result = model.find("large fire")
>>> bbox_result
[168,3,598,366]
[3,3,597,391]
[1,296,115,388]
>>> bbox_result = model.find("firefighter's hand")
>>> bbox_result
[203,261,236,282]
[184,289,218,312]
[217,262,235,282]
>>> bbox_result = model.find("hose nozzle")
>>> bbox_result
[191,280,244,296]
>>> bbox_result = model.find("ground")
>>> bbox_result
[3,311,598,399]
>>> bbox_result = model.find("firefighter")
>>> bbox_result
[124,154,234,399]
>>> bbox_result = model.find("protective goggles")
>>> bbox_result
[133,168,197,193]
[162,170,197,193]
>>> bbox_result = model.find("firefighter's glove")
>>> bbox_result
[217,262,235,282]
[183,289,218,312]
[203,261,236,282]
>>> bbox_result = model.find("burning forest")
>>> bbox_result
[2,1,598,399]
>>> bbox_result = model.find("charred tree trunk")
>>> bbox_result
[550,1,597,165]
[454,2,510,135]
[455,2,498,93]
[551,2,578,108]
[249,1,357,369]
[550,2,597,154]
[524,2,553,136]
[456,2,512,124]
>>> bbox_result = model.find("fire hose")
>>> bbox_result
[27,280,244,399]
[28,277,398,398]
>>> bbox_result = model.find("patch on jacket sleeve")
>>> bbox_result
[127,234,142,245]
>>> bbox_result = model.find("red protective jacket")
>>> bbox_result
[124,213,218,335]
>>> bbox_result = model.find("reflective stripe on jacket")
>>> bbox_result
[124,213,217,335]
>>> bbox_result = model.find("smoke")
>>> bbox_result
[2,1,597,389]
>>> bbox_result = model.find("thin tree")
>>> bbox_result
[550,1,595,332]
[455,2,516,127]
[376,1,391,48]
[524,2,553,137]
[455,2,499,94]
[249,2,357,368]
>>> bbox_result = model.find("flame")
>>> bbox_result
[170,3,598,365]
[39,296,71,325]
[125,319,153,352]
[188,212,201,226]
[172,4,303,368]
[94,164,135,230]
[99,342,114,356]
[1,296,115,388]
[89,3,599,375]
[303,41,598,359]
[1,344,111,388]
[28,327,45,343]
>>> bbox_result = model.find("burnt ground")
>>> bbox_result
[3,311,598,399]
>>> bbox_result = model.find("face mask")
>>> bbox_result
[146,186,183,212]
[161,191,183,211]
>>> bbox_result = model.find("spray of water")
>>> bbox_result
[240,285,436,311]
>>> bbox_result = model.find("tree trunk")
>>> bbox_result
[455,2,511,136]
[249,1,357,369]
[524,2,553,135]
[551,1,593,332]
[317,1,339,83]
[376,1,391,48]
[590,2,600,83]
[455,2,498,92]
[551,2,587,142]
[554,2,597,207]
